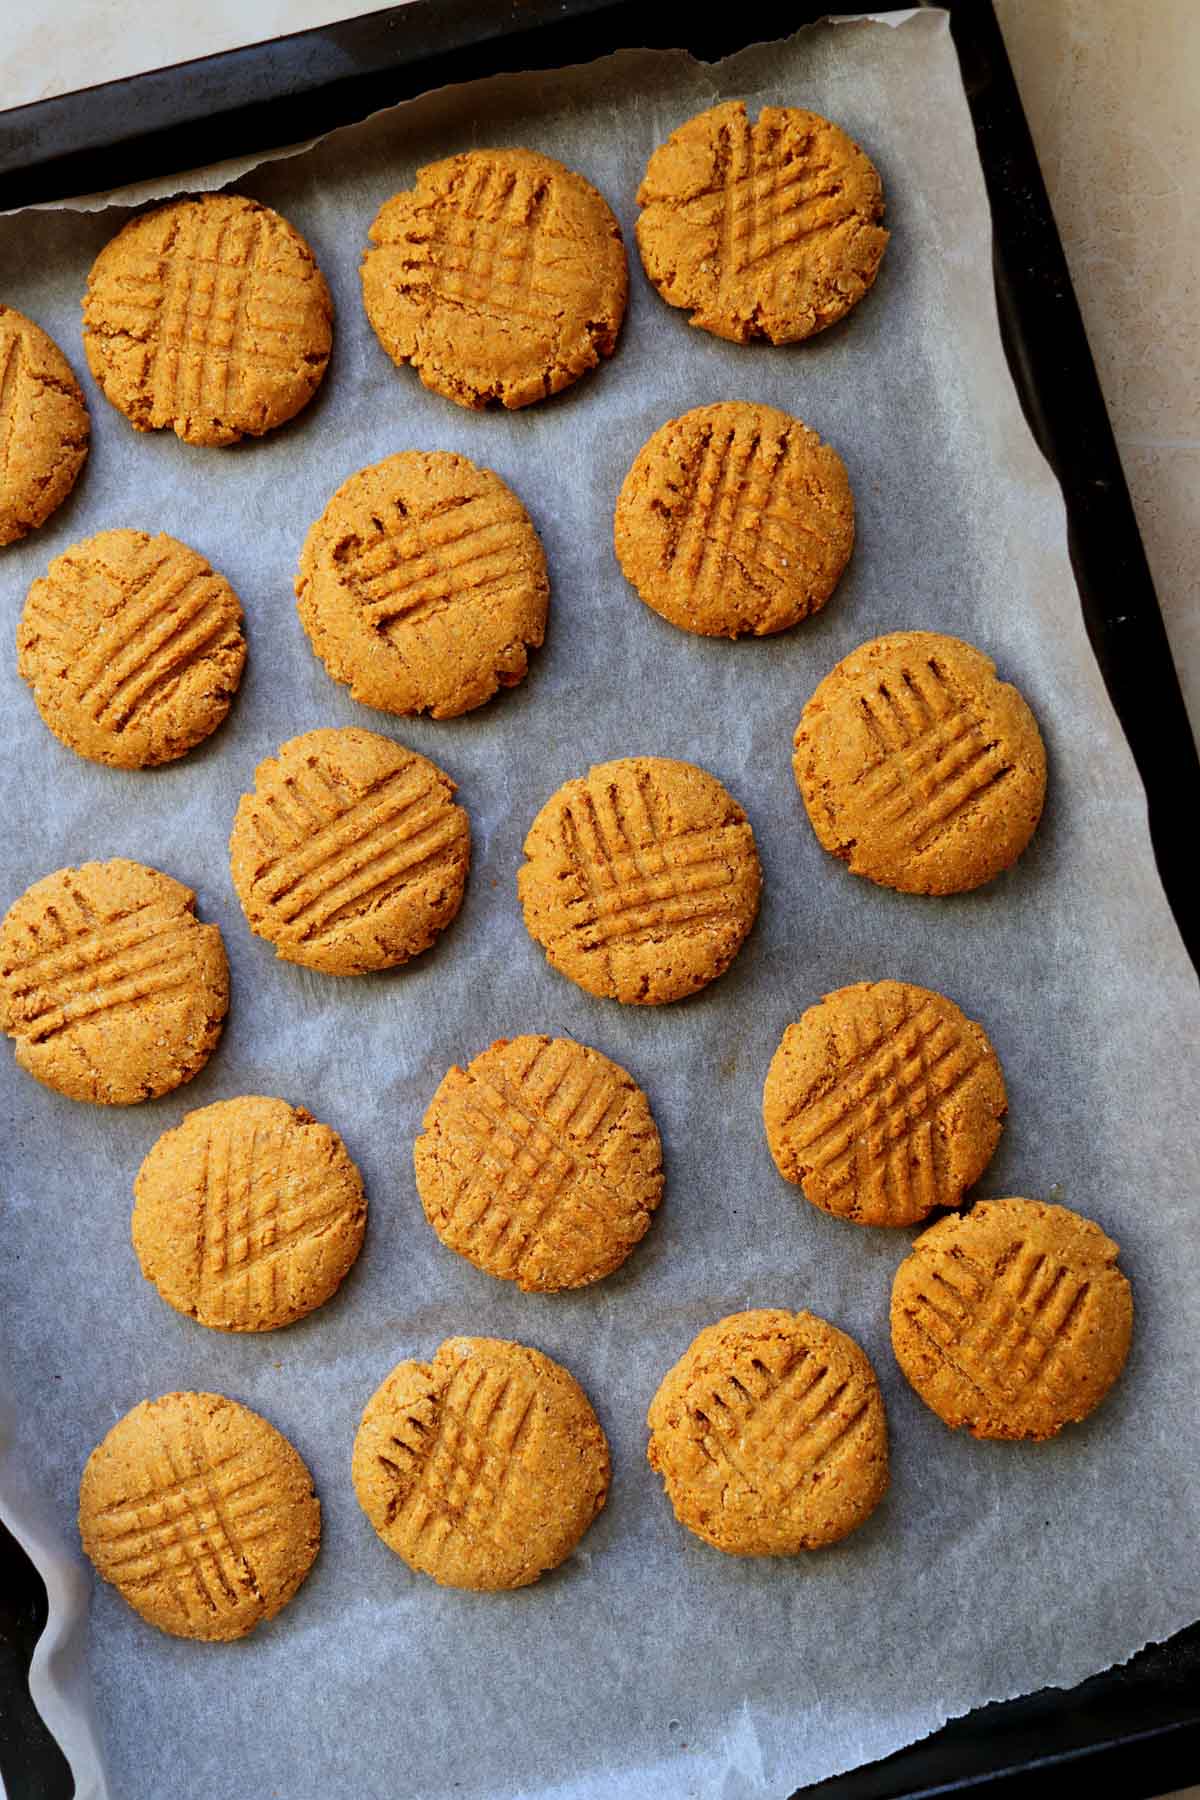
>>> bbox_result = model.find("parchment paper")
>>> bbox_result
[2,13,1199,1800]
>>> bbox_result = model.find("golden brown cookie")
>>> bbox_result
[414,1035,663,1292]
[518,756,761,1005]
[763,981,1006,1227]
[361,148,627,410]
[614,401,853,638]
[229,726,470,977]
[296,451,548,719]
[0,859,228,1105]
[132,1095,366,1331]
[636,101,888,345]
[352,1336,609,1590]
[17,529,246,768]
[82,194,332,447]
[891,1198,1134,1441]
[793,632,1047,895]
[0,305,89,547]
[647,1309,888,1555]
[78,1391,320,1641]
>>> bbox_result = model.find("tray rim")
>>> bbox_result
[0,5,1197,1799]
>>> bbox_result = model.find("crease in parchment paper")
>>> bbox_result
[1,12,1198,1800]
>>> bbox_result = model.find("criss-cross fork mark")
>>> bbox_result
[339,492,533,637]
[783,996,986,1221]
[712,115,854,287]
[660,422,805,598]
[117,209,296,420]
[41,545,234,732]
[249,761,461,940]
[439,1039,633,1276]
[854,659,1013,854]
[413,161,557,330]
[557,779,748,950]
[906,1241,1094,1406]
[387,1360,540,1559]
[6,890,202,1047]
[89,1427,277,1621]
[0,327,24,480]
[693,1348,875,1501]
[192,1115,353,1322]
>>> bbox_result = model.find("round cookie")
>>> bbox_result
[352,1336,609,1590]
[296,451,548,720]
[0,859,228,1105]
[793,631,1047,895]
[891,1198,1134,1441]
[361,148,627,410]
[0,305,89,547]
[763,981,1006,1227]
[415,1035,663,1292]
[78,1391,320,1641]
[614,401,853,638]
[229,726,470,977]
[18,529,246,768]
[518,756,761,1005]
[636,101,888,345]
[82,194,332,447]
[647,1309,888,1555]
[133,1096,367,1331]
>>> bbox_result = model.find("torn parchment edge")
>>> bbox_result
[9,10,923,215]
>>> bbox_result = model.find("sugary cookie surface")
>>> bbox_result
[352,1337,609,1590]
[636,102,888,344]
[361,148,627,409]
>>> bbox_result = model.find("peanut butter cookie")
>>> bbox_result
[229,726,470,976]
[83,194,332,446]
[79,1391,320,1640]
[793,631,1047,895]
[296,451,548,719]
[636,101,888,344]
[352,1336,609,1590]
[0,859,228,1105]
[415,1035,663,1291]
[18,529,246,768]
[763,981,1006,1226]
[0,305,89,547]
[361,148,627,409]
[647,1309,888,1555]
[133,1095,366,1331]
[614,401,853,637]
[891,1198,1134,1440]
[518,756,761,1005]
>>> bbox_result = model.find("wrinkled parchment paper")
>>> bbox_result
[2,13,1199,1799]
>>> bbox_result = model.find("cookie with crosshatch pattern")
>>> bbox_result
[415,1035,663,1291]
[0,304,89,547]
[647,1309,889,1555]
[614,401,854,638]
[228,726,470,976]
[517,756,761,1005]
[0,859,228,1105]
[78,1391,320,1640]
[762,981,1006,1227]
[82,194,332,446]
[635,101,888,344]
[793,631,1047,895]
[132,1096,366,1331]
[890,1198,1134,1441]
[296,450,548,719]
[352,1337,609,1590]
[18,529,246,768]
[361,147,628,409]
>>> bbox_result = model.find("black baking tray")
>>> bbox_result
[1,3,1198,1797]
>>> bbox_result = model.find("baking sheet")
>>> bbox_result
[2,11,1200,1799]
